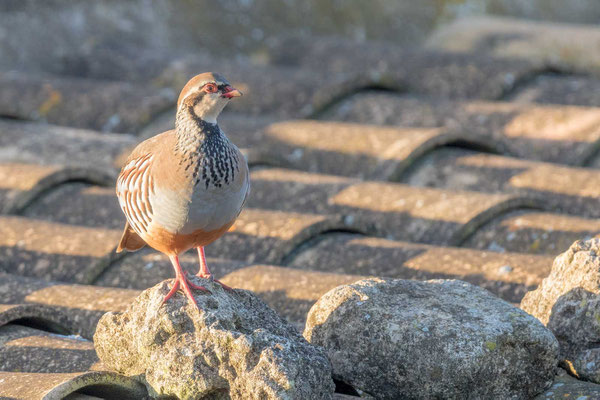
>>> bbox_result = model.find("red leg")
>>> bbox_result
[161,255,210,308]
[196,247,211,277]
[196,247,233,291]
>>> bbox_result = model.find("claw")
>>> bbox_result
[214,279,233,292]
[164,255,211,309]
[196,273,233,291]
[161,278,180,306]
[183,271,211,291]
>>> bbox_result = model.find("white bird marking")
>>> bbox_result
[116,154,155,236]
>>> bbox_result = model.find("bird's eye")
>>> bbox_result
[204,83,217,93]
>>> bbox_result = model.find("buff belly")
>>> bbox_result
[143,220,235,255]
[142,176,249,255]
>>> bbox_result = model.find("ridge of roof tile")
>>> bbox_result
[267,36,542,100]
[426,16,600,76]
[0,119,136,169]
[405,148,600,218]
[0,216,122,283]
[286,232,551,303]
[0,370,148,399]
[463,210,600,256]
[323,92,600,165]
[0,324,97,373]
[0,163,115,214]
[0,71,175,133]
[259,120,500,180]
[0,273,138,339]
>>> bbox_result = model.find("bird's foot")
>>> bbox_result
[195,272,233,291]
[161,275,211,309]
[181,271,210,291]
[161,278,180,306]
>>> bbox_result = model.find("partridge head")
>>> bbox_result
[177,72,242,123]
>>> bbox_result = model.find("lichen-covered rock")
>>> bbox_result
[94,279,334,400]
[521,239,600,382]
[521,239,600,324]
[534,369,600,400]
[304,278,558,400]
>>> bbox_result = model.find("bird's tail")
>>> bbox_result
[117,222,146,253]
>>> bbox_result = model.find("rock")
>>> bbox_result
[304,278,558,400]
[521,239,600,324]
[534,368,600,400]
[521,239,600,382]
[94,279,334,400]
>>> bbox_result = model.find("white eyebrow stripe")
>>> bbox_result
[177,79,228,108]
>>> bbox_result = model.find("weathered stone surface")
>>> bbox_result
[522,239,600,324]
[305,278,558,400]
[534,369,600,400]
[521,239,600,382]
[94,279,334,400]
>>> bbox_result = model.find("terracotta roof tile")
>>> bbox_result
[0,217,121,283]
[248,168,540,246]
[139,110,278,151]
[269,37,540,99]
[210,208,346,264]
[426,16,600,75]
[507,74,600,107]
[286,233,550,303]
[94,250,246,289]
[0,164,114,214]
[159,56,359,118]
[0,324,97,373]
[0,72,175,133]
[259,120,496,179]
[220,265,364,329]
[405,148,600,217]
[0,274,138,339]
[0,119,136,169]
[0,303,75,334]
[22,184,123,229]
[463,211,600,256]
[324,93,600,165]
[0,370,147,399]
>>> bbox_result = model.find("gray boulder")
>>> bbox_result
[304,278,558,400]
[534,369,600,400]
[521,239,600,382]
[94,279,334,400]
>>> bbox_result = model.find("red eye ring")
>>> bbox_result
[204,83,217,93]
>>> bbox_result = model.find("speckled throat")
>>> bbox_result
[175,106,240,189]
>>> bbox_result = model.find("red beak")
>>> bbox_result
[221,86,243,99]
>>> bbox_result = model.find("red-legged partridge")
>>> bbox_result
[116,72,248,307]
